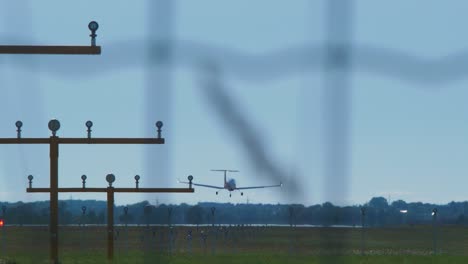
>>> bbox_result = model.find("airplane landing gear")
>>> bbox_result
[229,193,232,197]
[216,191,218,195]
[241,192,243,196]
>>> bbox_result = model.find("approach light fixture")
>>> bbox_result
[134,175,140,188]
[106,174,116,187]
[88,21,99,46]
[15,120,23,138]
[81,175,87,188]
[188,175,194,189]
[156,121,163,139]
[27,175,34,188]
[88,21,99,32]
[48,119,60,136]
[85,120,93,138]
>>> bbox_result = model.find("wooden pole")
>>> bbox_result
[50,137,59,263]
[107,188,114,260]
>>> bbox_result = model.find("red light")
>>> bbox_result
[0,219,3,227]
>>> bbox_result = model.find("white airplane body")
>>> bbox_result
[179,169,282,197]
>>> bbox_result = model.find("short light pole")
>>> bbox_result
[1,205,5,223]
[80,206,87,251]
[288,206,295,254]
[81,206,87,226]
[289,206,294,227]
[123,207,129,228]
[166,207,174,254]
[211,207,216,227]
[168,207,173,227]
[143,204,153,252]
[360,207,366,256]
[432,208,438,255]
[187,229,193,254]
[211,207,217,254]
[144,205,153,229]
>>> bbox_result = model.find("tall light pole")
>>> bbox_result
[0,21,101,264]
[1,119,195,262]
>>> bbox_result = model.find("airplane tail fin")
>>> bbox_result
[210,169,238,188]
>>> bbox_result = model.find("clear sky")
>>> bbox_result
[2,1,468,206]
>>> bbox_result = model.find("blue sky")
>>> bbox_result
[1,1,468,206]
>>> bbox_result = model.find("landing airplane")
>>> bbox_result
[179,169,282,197]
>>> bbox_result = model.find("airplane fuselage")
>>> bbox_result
[225,178,236,191]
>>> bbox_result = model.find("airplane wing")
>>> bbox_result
[178,180,224,190]
[236,182,283,190]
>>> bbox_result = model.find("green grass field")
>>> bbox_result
[2,225,468,263]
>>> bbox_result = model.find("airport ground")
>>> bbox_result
[2,225,468,263]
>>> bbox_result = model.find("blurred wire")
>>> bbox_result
[319,0,353,261]
[144,0,173,188]
[143,0,174,262]
[3,39,468,85]
[197,62,301,198]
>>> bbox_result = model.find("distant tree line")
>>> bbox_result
[1,197,468,226]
